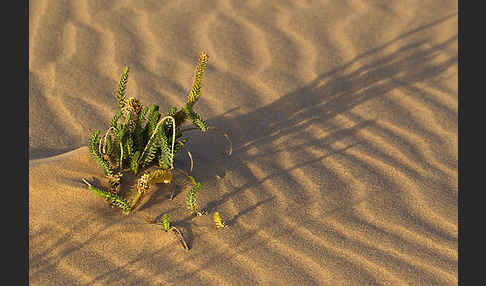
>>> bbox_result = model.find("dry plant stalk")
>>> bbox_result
[145,214,190,251]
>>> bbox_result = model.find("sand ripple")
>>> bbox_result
[30,0,458,285]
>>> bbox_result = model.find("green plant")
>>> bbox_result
[81,51,231,249]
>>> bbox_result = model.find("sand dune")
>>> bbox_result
[29,1,458,285]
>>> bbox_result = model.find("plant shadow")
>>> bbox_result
[182,33,457,227]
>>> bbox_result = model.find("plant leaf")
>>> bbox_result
[213,212,226,228]
[82,179,131,213]
[117,66,129,109]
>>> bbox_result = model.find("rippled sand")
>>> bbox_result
[29,1,458,285]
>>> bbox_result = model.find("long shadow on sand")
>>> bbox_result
[92,14,456,285]
[189,32,457,221]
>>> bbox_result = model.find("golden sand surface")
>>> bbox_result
[30,1,458,285]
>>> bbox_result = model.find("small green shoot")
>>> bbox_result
[161,214,171,232]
